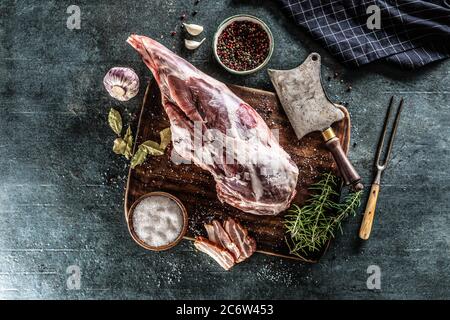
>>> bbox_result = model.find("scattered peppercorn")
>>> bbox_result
[334,72,339,78]
[216,20,270,72]
[327,76,331,81]
[346,85,352,92]
[180,13,186,20]
[194,0,200,4]
[192,10,198,16]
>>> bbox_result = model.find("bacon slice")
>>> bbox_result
[224,218,257,262]
[211,220,241,261]
[194,236,235,270]
[204,223,218,243]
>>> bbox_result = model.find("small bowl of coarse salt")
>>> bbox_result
[127,192,188,251]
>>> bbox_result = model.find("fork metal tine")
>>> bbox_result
[375,96,394,168]
[383,98,404,167]
[359,96,404,240]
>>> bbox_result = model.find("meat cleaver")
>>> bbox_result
[268,53,363,191]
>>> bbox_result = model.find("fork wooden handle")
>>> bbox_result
[359,183,380,240]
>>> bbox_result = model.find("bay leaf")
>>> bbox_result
[123,126,133,159]
[130,146,148,169]
[159,127,172,150]
[108,108,122,136]
[141,140,164,156]
[112,138,126,155]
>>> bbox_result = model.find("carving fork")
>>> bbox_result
[359,97,404,240]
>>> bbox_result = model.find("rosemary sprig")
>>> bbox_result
[285,172,362,257]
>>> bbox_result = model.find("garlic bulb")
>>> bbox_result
[103,67,139,101]
[183,23,204,36]
[185,38,205,50]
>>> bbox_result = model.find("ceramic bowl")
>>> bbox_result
[213,14,274,75]
[127,192,188,251]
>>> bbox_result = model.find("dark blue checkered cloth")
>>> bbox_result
[277,0,450,68]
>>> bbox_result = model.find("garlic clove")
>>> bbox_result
[103,67,140,101]
[185,38,205,50]
[183,23,204,36]
[111,85,126,98]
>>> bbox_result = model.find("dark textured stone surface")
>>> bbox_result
[0,0,449,299]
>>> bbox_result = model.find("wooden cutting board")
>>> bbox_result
[124,80,350,262]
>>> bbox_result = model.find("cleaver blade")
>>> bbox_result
[269,53,362,191]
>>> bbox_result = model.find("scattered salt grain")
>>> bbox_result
[132,195,184,247]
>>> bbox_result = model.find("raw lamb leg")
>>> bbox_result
[127,35,299,215]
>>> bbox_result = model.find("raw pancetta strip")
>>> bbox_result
[194,236,235,270]
[211,220,241,261]
[204,223,218,244]
[224,218,257,262]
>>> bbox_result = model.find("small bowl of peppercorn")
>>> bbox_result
[213,14,274,75]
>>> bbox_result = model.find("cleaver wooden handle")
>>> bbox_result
[323,128,363,191]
